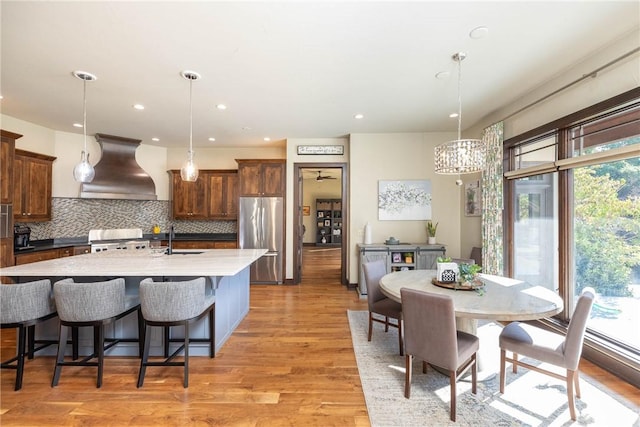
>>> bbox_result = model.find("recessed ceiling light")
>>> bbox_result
[354,114,364,119]
[208,137,216,142]
[435,71,450,80]
[469,26,489,39]
[0,95,3,100]
[216,104,227,110]
[133,104,145,110]
[263,137,271,142]
[151,137,160,142]
[73,123,83,128]
[449,113,459,118]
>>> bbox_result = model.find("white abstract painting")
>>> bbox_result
[378,180,432,220]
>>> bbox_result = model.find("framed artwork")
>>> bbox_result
[302,206,310,216]
[465,180,482,216]
[297,145,344,155]
[324,219,331,227]
[378,180,432,220]
[318,211,324,218]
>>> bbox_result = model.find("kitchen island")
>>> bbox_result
[0,248,267,356]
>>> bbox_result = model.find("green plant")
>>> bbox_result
[458,263,482,283]
[437,256,452,263]
[426,221,438,237]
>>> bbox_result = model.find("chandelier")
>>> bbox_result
[434,52,485,174]
[180,70,200,182]
[72,71,97,183]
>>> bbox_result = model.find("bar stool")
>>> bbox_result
[137,277,215,388]
[51,278,142,388]
[1,279,57,391]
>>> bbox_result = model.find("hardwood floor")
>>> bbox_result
[1,247,638,426]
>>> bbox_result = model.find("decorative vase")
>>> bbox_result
[428,236,436,245]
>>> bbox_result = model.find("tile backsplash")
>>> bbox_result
[24,198,236,240]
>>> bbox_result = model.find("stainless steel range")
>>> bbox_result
[89,228,150,253]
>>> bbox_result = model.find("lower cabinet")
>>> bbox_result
[15,245,94,265]
[170,240,237,250]
[357,244,446,295]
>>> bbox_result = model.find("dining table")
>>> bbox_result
[379,269,563,334]
[379,269,563,377]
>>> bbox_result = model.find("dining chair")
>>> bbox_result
[137,277,215,388]
[401,288,478,422]
[362,259,403,356]
[1,279,57,390]
[51,278,142,388]
[499,287,595,421]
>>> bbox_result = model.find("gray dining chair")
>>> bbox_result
[1,279,57,391]
[51,278,142,388]
[499,287,595,421]
[362,259,403,356]
[137,277,215,388]
[401,288,478,422]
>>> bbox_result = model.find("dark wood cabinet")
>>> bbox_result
[73,245,91,255]
[1,131,19,204]
[169,171,208,219]
[171,240,237,250]
[207,171,238,219]
[236,159,285,197]
[15,248,60,265]
[13,149,56,222]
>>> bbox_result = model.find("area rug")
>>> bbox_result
[347,310,640,427]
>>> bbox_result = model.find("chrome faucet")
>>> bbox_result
[167,224,175,255]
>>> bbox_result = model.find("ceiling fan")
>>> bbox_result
[315,170,336,182]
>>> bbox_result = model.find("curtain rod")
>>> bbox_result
[501,47,640,122]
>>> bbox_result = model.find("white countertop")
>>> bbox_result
[0,248,267,278]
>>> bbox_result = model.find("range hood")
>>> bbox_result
[80,133,157,200]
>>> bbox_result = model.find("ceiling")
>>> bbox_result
[1,2,638,149]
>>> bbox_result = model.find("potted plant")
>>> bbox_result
[458,263,482,287]
[426,221,438,244]
[436,256,458,283]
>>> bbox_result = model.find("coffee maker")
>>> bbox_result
[14,225,34,250]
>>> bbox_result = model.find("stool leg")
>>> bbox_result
[96,325,104,388]
[164,326,170,358]
[183,323,189,388]
[52,325,69,387]
[137,324,152,388]
[72,327,79,360]
[209,306,215,358]
[27,325,35,359]
[14,325,27,391]
[137,308,144,357]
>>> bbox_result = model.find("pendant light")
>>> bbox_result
[434,52,485,174]
[180,70,200,182]
[72,70,97,183]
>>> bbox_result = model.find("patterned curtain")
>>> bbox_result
[481,122,504,275]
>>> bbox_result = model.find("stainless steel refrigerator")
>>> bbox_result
[238,197,284,284]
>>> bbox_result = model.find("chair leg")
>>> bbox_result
[404,354,412,398]
[208,307,215,358]
[72,327,79,360]
[567,369,577,421]
[164,326,170,358]
[137,324,152,388]
[52,325,69,387]
[384,316,389,332]
[512,352,518,373]
[471,353,477,395]
[398,320,404,356]
[27,324,35,359]
[367,312,373,342]
[137,308,144,357]
[14,325,27,391]
[422,361,427,374]
[183,323,190,388]
[449,370,457,422]
[499,349,506,394]
[573,369,581,398]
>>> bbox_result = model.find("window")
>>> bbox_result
[505,95,640,364]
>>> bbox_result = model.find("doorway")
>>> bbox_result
[293,163,348,285]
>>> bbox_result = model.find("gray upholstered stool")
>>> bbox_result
[137,277,215,388]
[1,279,57,391]
[51,278,142,388]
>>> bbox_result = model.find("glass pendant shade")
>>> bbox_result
[180,70,201,182]
[434,52,485,174]
[73,151,95,183]
[72,70,96,183]
[180,153,199,181]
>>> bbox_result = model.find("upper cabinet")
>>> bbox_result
[169,169,239,220]
[13,149,56,222]
[1,131,19,204]
[236,159,285,197]
[208,171,238,219]
[169,170,208,219]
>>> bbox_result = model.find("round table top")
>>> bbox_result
[379,270,563,321]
